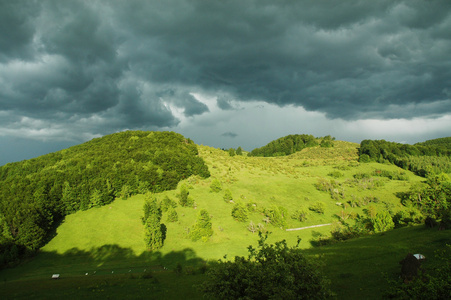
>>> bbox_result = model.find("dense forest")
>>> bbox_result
[358,138,451,177]
[248,134,334,157]
[0,131,210,267]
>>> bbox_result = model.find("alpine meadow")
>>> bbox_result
[0,131,450,299]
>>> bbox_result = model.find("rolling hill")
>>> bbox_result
[0,132,450,299]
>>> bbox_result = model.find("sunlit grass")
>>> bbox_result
[1,141,440,299]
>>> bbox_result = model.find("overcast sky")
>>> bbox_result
[1,0,451,165]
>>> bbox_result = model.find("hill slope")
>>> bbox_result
[0,131,209,265]
[1,137,449,299]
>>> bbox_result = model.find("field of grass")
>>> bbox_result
[1,141,447,299]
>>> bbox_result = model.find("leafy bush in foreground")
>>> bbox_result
[200,234,332,299]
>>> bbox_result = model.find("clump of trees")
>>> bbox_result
[396,173,451,229]
[200,234,332,299]
[358,138,451,177]
[249,134,318,157]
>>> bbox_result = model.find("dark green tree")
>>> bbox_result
[143,194,164,250]
[236,146,243,155]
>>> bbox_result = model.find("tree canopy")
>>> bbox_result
[249,134,318,157]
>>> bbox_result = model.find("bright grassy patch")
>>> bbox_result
[1,141,442,299]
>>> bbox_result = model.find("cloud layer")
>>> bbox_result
[1,0,451,163]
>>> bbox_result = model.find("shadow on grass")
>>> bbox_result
[1,244,206,281]
[1,245,208,300]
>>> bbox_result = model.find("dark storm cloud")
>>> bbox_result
[1,0,450,142]
[0,1,39,61]
[111,0,451,119]
[221,132,238,138]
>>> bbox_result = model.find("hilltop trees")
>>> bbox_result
[249,134,318,157]
[358,139,451,176]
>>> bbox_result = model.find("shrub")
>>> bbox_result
[309,202,326,214]
[200,234,332,299]
[328,171,343,178]
[210,179,222,193]
[231,202,248,222]
[264,205,287,228]
[166,205,178,222]
[291,207,308,222]
[371,210,395,233]
[223,189,233,203]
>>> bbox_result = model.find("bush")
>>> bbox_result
[223,189,233,203]
[210,179,222,193]
[200,234,332,299]
[328,171,343,178]
[291,207,308,222]
[309,202,326,214]
[231,202,248,222]
[166,205,178,222]
[371,210,395,233]
[264,205,287,228]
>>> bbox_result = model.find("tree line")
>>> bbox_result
[0,131,210,268]
[358,138,451,176]
[248,134,335,157]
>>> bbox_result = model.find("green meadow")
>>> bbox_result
[1,141,449,299]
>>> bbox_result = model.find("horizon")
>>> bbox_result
[1,1,450,166]
[0,129,448,166]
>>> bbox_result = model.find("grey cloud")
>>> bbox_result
[0,0,450,144]
[0,1,39,61]
[221,132,238,138]
[216,96,234,110]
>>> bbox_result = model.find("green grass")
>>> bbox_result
[1,141,446,299]
[303,225,450,299]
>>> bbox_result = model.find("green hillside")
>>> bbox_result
[1,133,450,299]
[0,131,209,265]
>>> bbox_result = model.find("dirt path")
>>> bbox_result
[286,223,332,231]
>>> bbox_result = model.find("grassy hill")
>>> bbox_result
[0,137,449,299]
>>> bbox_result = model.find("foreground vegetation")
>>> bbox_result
[0,132,450,299]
